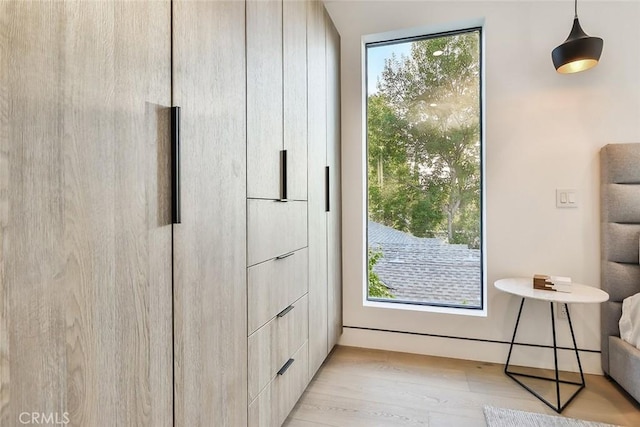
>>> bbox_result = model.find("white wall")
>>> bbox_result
[325,0,640,374]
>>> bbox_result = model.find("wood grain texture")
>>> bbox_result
[250,341,309,427]
[247,0,283,200]
[249,373,278,427]
[172,1,247,426]
[249,318,280,404]
[247,200,308,267]
[0,2,11,422]
[277,342,310,427]
[325,12,342,353]
[0,1,172,426]
[248,294,308,403]
[248,247,308,334]
[285,346,640,427]
[283,0,308,201]
[306,0,329,380]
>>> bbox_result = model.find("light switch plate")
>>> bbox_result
[556,189,578,208]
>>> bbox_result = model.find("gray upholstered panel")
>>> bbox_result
[602,184,640,223]
[600,143,640,393]
[601,261,640,302]
[601,302,623,374]
[602,223,640,263]
[600,143,640,184]
[609,336,640,403]
[602,301,623,339]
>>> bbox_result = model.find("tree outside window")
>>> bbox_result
[366,29,483,308]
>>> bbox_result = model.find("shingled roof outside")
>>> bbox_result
[368,220,482,307]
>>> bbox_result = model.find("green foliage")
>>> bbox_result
[368,248,394,299]
[367,95,445,237]
[367,31,481,247]
[451,194,481,249]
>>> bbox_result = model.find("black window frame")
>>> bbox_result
[364,26,485,311]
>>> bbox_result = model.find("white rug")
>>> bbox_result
[483,406,622,427]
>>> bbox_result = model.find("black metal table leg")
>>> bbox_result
[551,302,561,410]
[504,299,586,413]
[561,303,586,410]
[504,298,525,374]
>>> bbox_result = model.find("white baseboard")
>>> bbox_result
[338,326,603,375]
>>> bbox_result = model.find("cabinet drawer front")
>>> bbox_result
[247,199,307,266]
[248,247,308,334]
[275,341,309,426]
[248,341,309,427]
[248,295,308,402]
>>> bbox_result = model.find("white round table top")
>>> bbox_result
[494,277,609,304]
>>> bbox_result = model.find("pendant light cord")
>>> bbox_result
[574,0,578,18]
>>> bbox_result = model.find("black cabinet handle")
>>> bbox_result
[280,149,288,201]
[277,358,295,375]
[325,166,330,212]
[275,251,295,260]
[277,305,294,318]
[171,106,181,224]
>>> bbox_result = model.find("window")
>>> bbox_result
[366,28,484,310]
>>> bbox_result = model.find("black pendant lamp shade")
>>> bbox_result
[552,0,603,74]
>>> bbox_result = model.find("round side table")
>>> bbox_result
[494,277,609,413]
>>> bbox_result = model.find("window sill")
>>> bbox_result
[363,299,487,317]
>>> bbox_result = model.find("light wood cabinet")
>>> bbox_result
[1,1,248,426]
[248,376,279,427]
[284,0,309,201]
[247,200,308,267]
[248,342,309,427]
[307,0,330,378]
[275,341,310,424]
[172,1,247,426]
[307,2,343,379]
[326,11,343,351]
[0,2,172,425]
[248,248,309,334]
[2,1,338,426]
[248,0,308,201]
[247,0,283,200]
[248,295,308,402]
[246,0,311,411]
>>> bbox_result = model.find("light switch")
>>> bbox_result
[556,189,578,208]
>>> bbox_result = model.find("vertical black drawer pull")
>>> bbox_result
[280,149,288,201]
[171,106,181,224]
[277,358,295,375]
[277,305,294,318]
[325,166,330,212]
[275,251,295,260]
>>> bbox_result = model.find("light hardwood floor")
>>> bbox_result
[284,346,640,426]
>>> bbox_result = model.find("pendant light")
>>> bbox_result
[552,0,603,74]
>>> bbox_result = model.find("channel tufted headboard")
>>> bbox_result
[600,143,640,403]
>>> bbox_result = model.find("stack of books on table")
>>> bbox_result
[532,274,573,292]
[550,276,572,293]
[533,274,554,290]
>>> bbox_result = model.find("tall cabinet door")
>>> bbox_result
[0,2,172,426]
[248,0,307,202]
[284,0,308,201]
[307,0,329,378]
[172,1,247,426]
[307,1,342,379]
[326,11,343,351]
[247,0,283,200]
